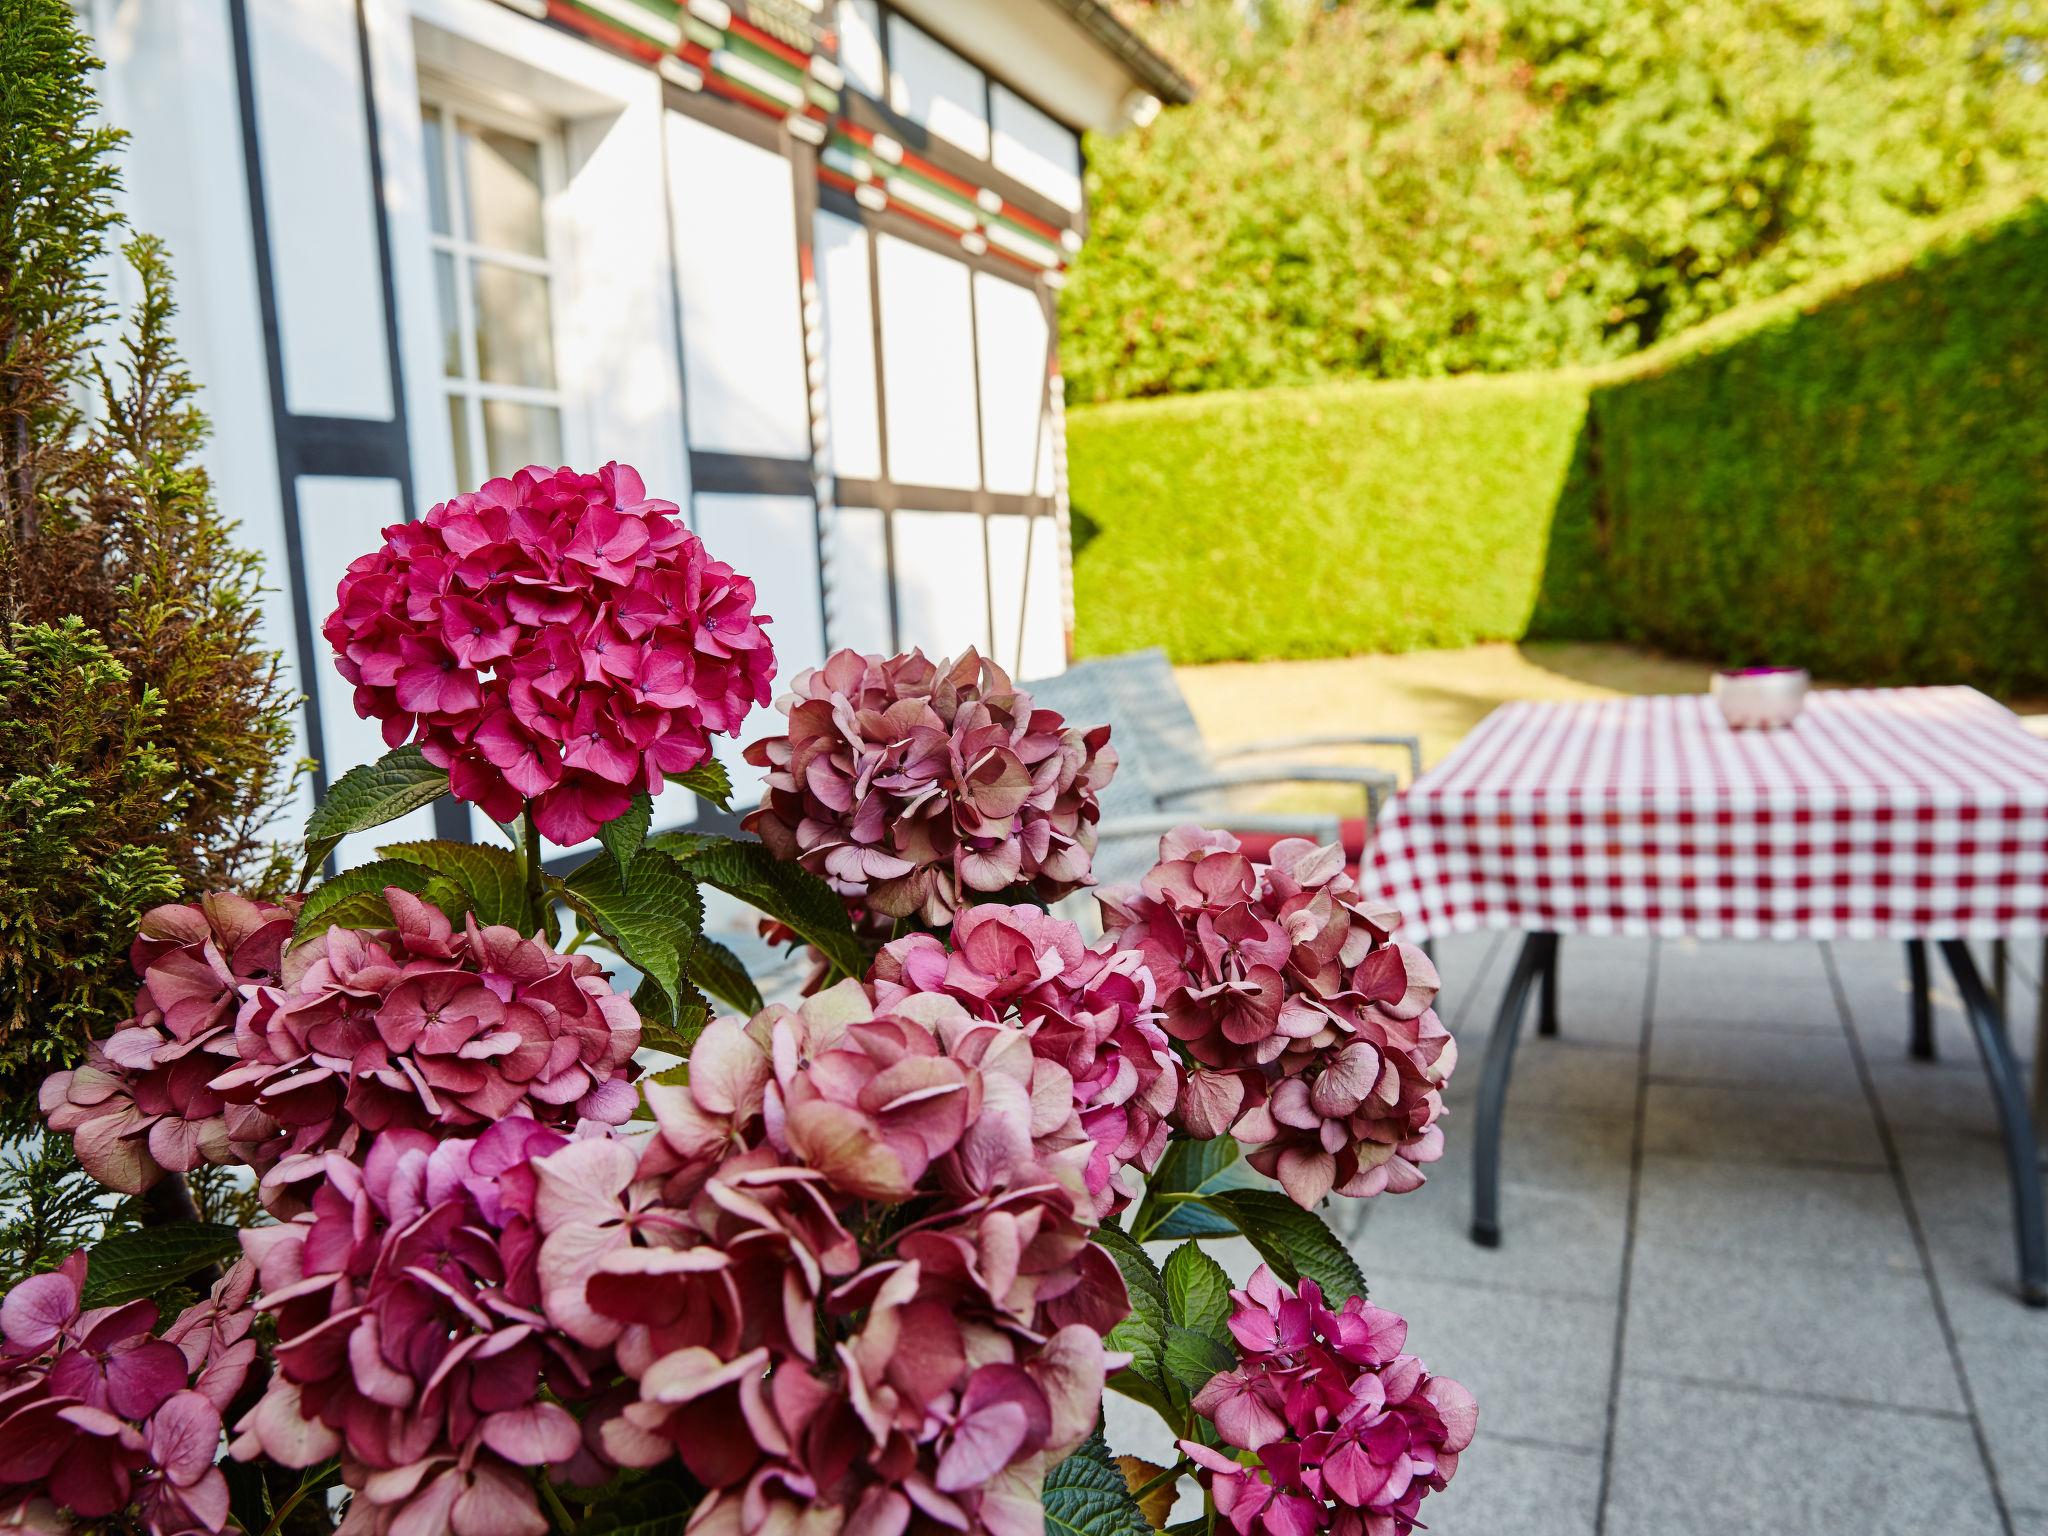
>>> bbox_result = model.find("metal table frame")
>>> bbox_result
[1469,932,2048,1308]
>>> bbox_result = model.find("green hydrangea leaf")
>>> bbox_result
[1043,1430,1153,1536]
[81,1222,243,1307]
[685,934,764,1015]
[1162,1240,1234,1345]
[375,840,528,929]
[601,792,653,883]
[665,759,733,812]
[1201,1189,1368,1304]
[292,858,453,944]
[301,745,449,882]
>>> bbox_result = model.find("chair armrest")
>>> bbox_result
[1152,764,1398,823]
[1094,810,1345,845]
[1212,733,1423,783]
[1153,764,1399,800]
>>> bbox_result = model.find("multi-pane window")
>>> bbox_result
[421,97,565,485]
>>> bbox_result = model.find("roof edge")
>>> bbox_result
[1041,0,1194,107]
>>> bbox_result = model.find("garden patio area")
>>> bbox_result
[1077,647,2048,1536]
[1108,929,2045,1536]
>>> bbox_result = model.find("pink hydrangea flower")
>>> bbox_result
[1102,829,1454,1207]
[1179,1267,1475,1536]
[870,903,1180,1215]
[40,895,297,1194]
[531,981,1130,1536]
[742,649,1116,925]
[322,462,774,845]
[45,892,640,1212]
[0,1252,257,1534]
[231,1119,617,1536]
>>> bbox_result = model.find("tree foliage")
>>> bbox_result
[1065,0,2048,401]
[0,0,300,1114]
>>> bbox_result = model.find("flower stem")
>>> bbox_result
[1131,1459,1188,1503]
[538,1477,577,1535]
[523,809,546,935]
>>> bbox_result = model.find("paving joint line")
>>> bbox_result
[1591,936,1658,1536]
[1625,1368,1974,1423]
[1820,941,2017,1536]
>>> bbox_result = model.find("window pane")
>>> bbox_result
[422,108,452,236]
[434,250,462,376]
[447,393,474,489]
[991,85,1082,212]
[483,398,561,478]
[472,260,556,388]
[462,123,545,256]
[876,234,979,489]
[887,18,990,158]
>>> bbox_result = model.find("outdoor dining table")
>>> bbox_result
[1364,686,2048,1306]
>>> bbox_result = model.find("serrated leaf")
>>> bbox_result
[1132,1135,1258,1240]
[559,849,701,1018]
[82,1223,244,1307]
[376,839,529,929]
[601,793,653,882]
[1092,1227,1171,1409]
[666,758,733,811]
[292,858,443,944]
[655,834,866,979]
[1043,1430,1153,1536]
[632,975,709,1059]
[1202,1190,1368,1304]
[301,745,449,882]
[1162,1241,1233,1344]
[686,934,764,1014]
[1162,1324,1236,1395]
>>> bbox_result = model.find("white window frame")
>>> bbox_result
[419,75,579,483]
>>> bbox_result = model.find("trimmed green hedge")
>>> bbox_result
[1067,374,1611,662]
[1591,194,2048,692]
[1068,191,2048,692]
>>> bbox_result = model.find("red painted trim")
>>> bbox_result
[547,0,664,63]
[729,13,809,68]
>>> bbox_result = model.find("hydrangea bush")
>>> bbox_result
[5,463,1472,1536]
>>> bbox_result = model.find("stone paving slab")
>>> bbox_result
[1623,1240,1963,1413]
[1641,1079,1888,1167]
[1418,1436,1603,1536]
[1602,1374,2003,1536]
[1362,1268,1619,1451]
[1632,1156,1919,1270]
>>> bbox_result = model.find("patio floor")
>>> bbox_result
[1107,932,2048,1536]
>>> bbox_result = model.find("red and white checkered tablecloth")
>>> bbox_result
[1364,687,2048,942]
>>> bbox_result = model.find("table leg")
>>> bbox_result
[1906,940,1935,1061]
[1937,940,2048,1307]
[1537,938,1560,1038]
[2037,936,2047,1160]
[1471,931,1557,1248]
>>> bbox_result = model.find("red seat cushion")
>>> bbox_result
[1231,817,1371,875]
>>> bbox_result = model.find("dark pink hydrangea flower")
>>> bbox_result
[1179,1266,1474,1536]
[742,649,1116,925]
[322,462,774,845]
[0,1251,257,1534]
[532,981,1128,1536]
[45,892,640,1212]
[40,895,297,1195]
[870,903,1180,1215]
[232,1119,617,1536]
[1101,829,1454,1208]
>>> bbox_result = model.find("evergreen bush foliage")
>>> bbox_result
[0,0,299,1115]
